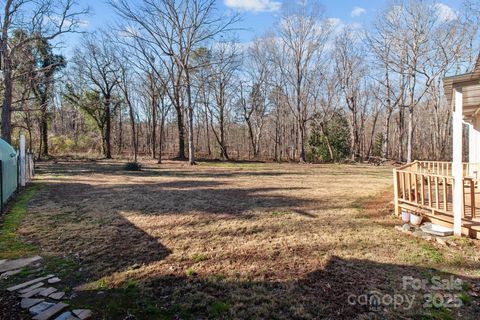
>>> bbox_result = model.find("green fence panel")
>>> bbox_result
[0,138,18,206]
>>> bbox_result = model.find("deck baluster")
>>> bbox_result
[428,176,432,207]
[414,174,419,204]
[470,179,475,219]
[420,174,425,205]
[443,177,448,212]
[407,173,412,202]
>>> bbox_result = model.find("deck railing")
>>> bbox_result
[401,161,477,177]
[393,161,479,221]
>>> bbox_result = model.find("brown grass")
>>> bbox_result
[12,160,480,319]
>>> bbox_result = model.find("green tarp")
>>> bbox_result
[0,138,18,205]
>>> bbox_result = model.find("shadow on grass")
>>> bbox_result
[40,181,310,216]
[22,165,315,280]
[35,161,299,179]
[73,255,480,320]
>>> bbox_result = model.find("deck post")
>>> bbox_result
[453,87,463,236]
[469,116,480,179]
[393,169,399,216]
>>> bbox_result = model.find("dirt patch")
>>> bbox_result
[0,290,28,319]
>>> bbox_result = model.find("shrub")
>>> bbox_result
[308,112,351,162]
[124,162,142,171]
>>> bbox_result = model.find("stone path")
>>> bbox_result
[0,256,42,273]
[1,257,92,320]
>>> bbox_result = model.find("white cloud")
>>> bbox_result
[326,18,344,35]
[351,7,366,17]
[224,0,281,12]
[434,3,457,22]
[118,25,139,38]
[77,20,89,28]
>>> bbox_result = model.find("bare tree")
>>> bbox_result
[69,33,120,158]
[368,14,407,159]
[205,42,241,160]
[334,28,368,161]
[110,0,238,165]
[116,52,139,162]
[275,0,332,162]
[0,0,87,143]
[368,1,471,162]
[239,37,273,159]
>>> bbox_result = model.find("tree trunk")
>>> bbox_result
[1,5,12,144]
[104,95,112,159]
[118,110,123,155]
[185,70,195,165]
[37,121,42,159]
[299,122,306,162]
[397,107,405,161]
[158,115,165,164]
[41,113,48,158]
[382,110,392,159]
[187,106,195,164]
[128,102,137,162]
[1,67,12,143]
[246,119,256,158]
[219,104,229,160]
[348,97,357,162]
[205,105,211,156]
[367,111,380,158]
[151,87,157,159]
[320,123,334,161]
[175,106,186,159]
[407,107,414,163]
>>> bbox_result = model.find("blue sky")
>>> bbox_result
[62,0,464,55]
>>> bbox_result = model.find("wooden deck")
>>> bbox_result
[393,161,480,238]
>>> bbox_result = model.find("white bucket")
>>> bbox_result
[401,211,410,223]
[410,214,423,226]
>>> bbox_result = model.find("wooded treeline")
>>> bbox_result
[1,0,480,164]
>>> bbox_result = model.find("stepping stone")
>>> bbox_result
[49,291,65,300]
[21,298,44,309]
[55,311,80,320]
[30,302,55,315]
[0,268,22,279]
[0,256,42,273]
[20,287,47,298]
[39,287,57,297]
[7,274,55,291]
[19,282,45,294]
[72,309,92,320]
[421,223,454,236]
[33,302,69,320]
[48,277,61,284]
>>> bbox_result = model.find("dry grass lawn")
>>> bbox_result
[5,160,480,319]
